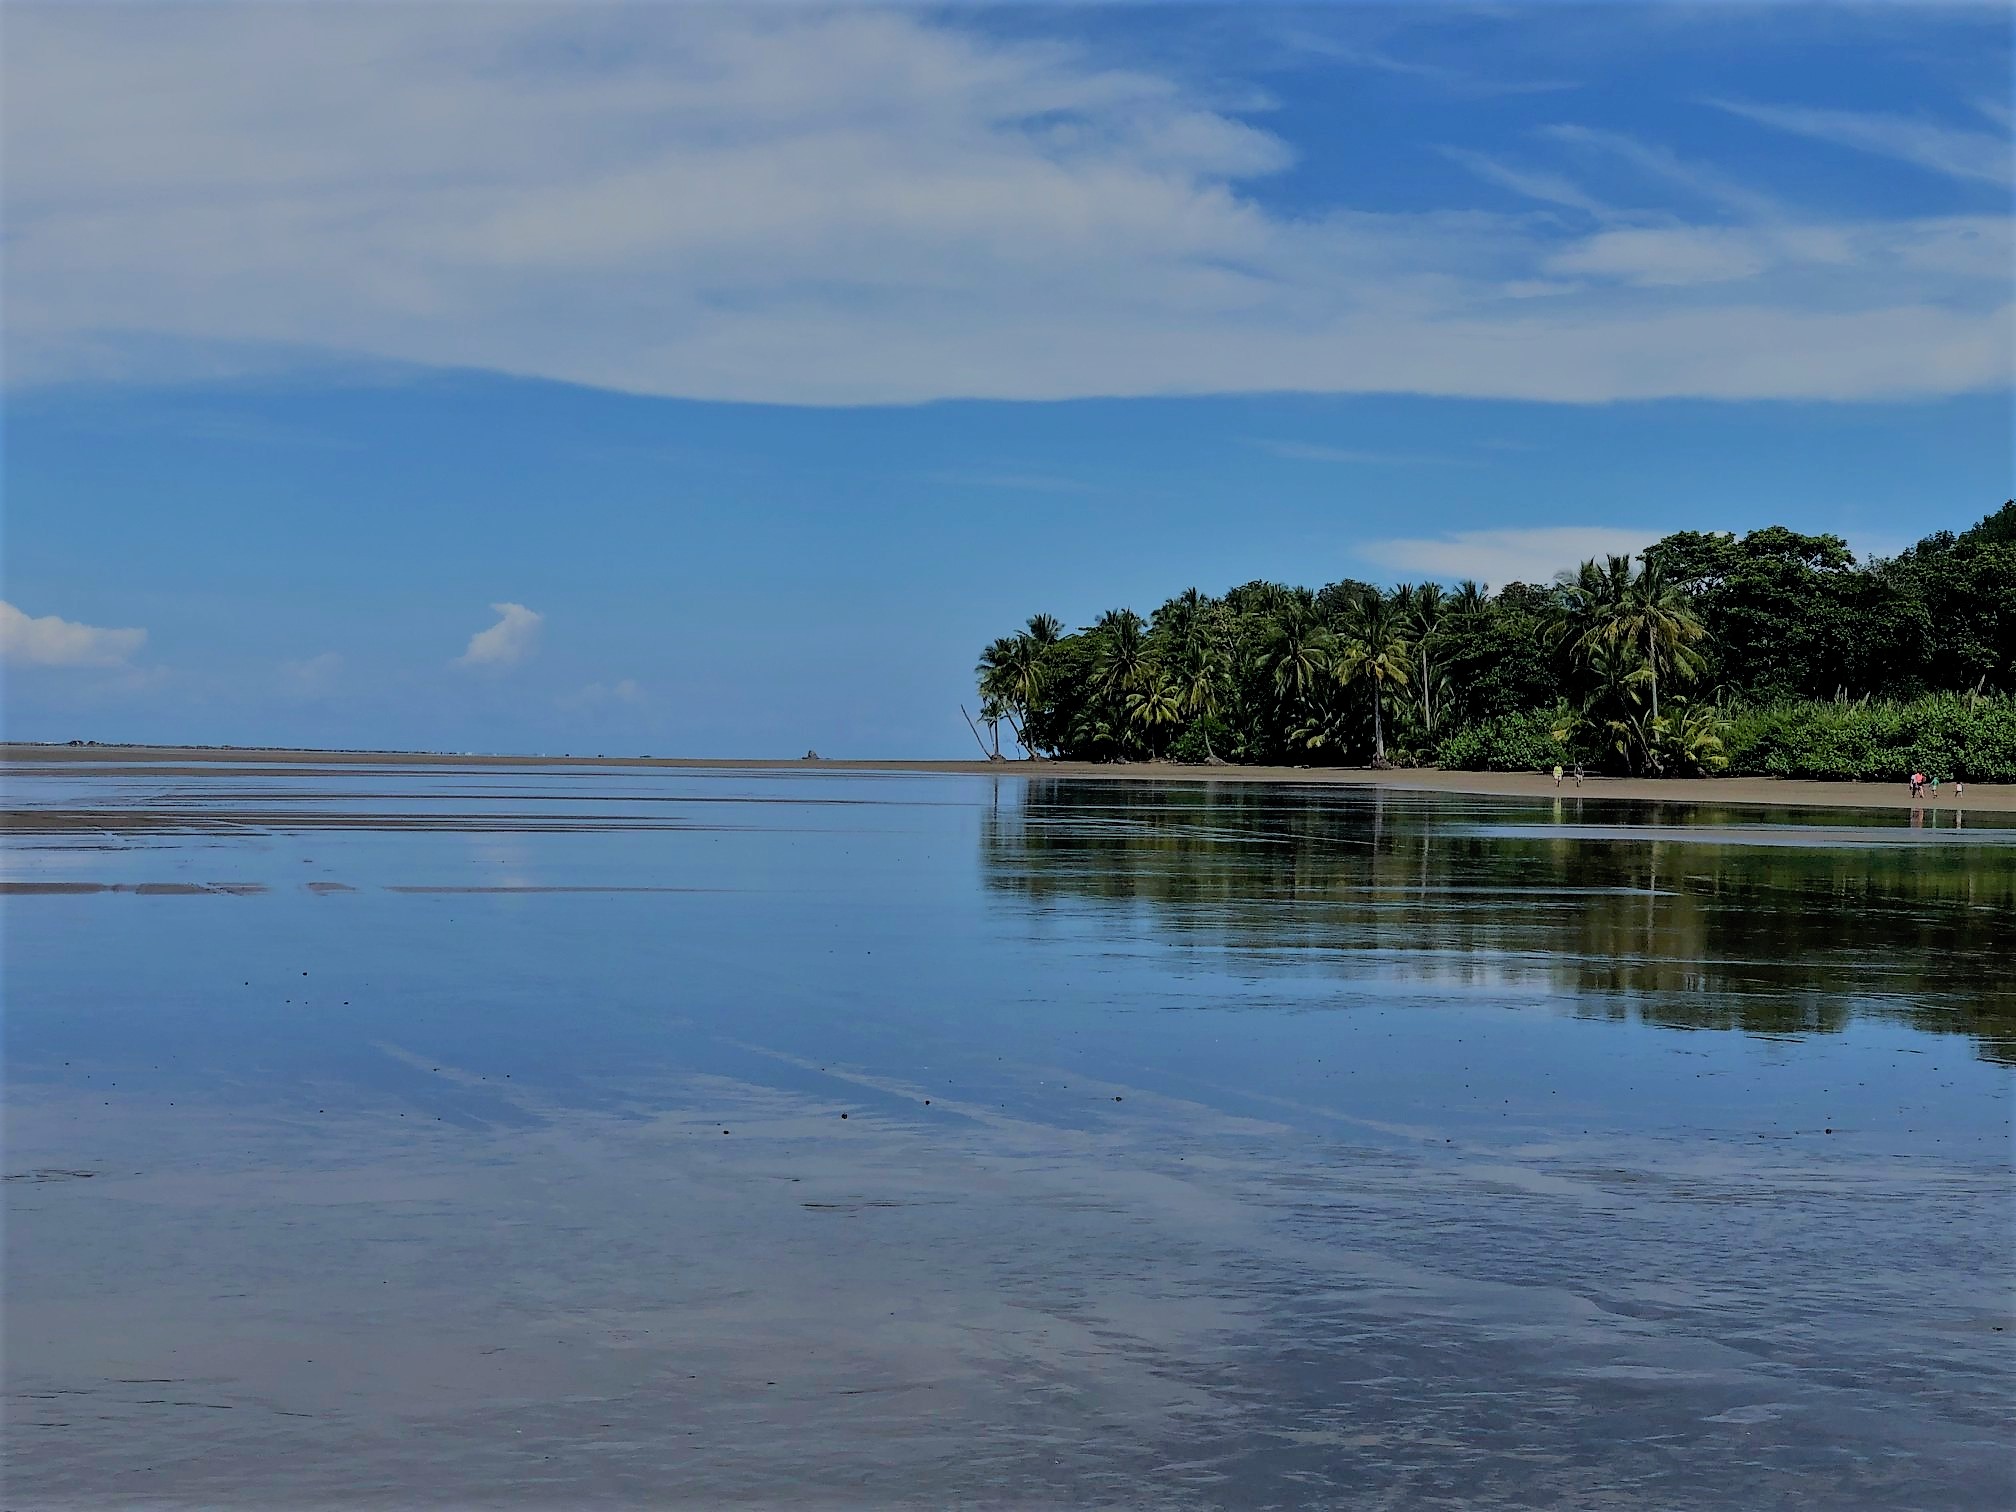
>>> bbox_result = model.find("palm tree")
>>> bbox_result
[1090,609,1149,701]
[1025,613,1063,646]
[1549,553,1634,664]
[1126,667,1184,752]
[1153,588,1231,759]
[1334,589,1412,763]
[1407,582,1447,734]
[1554,555,1706,728]
[1619,560,1707,726]
[975,634,1044,756]
[1174,640,1230,759]
[1256,600,1335,707]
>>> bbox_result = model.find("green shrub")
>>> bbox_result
[1718,694,2016,781]
[1434,706,1576,772]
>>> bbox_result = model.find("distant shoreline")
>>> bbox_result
[5,742,2011,813]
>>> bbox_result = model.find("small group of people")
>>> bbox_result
[1550,763,1583,788]
[1909,771,1963,799]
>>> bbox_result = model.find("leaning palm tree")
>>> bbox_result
[975,634,1044,756]
[1334,589,1412,763]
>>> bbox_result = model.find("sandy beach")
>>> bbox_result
[5,742,2012,813]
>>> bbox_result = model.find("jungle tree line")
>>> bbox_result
[975,502,2016,777]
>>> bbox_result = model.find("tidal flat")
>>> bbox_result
[3,758,2011,1509]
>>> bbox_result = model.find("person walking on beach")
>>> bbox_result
[1910,771,1923,798]
[1552,763,1564,788]
[1572,762,1584,788]
[1931,775,1941,799]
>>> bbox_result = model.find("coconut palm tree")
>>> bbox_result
[1407,582,1448,734]
[1619,560,1707,726]
[1090,609,1150,701]
[1549,553,1635,664]
[1334,589,1412,763]
[1554,555,1706,729]
[1126,667,1184,751]
[1025,613,1064,646]
[975,634,1044,756]
[1256,599,1335,708]
[1174,640,1231,759]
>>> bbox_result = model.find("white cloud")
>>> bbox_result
[1710,99,2014,188]
[2,7,2008,405]
[0,600,147,667]
[454,604,542,669]
[1360,527,1663,589]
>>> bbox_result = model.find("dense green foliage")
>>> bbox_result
[977,502,2016,780]
[1723,695,2016,783]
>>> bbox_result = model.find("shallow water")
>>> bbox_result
[4,760,2012,1509]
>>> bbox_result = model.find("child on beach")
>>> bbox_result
[1552,764,1564,788]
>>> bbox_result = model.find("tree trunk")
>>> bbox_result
[1371,684,1385,762]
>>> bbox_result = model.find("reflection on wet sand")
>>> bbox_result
[4,762,2011,1508]
[982,780,2016,1063]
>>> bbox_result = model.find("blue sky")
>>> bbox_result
[3,3,2010,757]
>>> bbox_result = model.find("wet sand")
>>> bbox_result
[7,742,2011,813]
[6,761,2010,1508]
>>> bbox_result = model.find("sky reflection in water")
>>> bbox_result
[4,762,2011,1508]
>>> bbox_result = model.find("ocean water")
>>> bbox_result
[5,759,2011,1508]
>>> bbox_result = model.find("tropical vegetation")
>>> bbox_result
[975,502,2016,782]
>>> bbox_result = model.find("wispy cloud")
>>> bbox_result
[1276,28,1574,96]
[1360,527,1662,589]
[1253,439,1481,466]
[454,604,542,669]
[1439,148,1607,215]
[0,600,147,667]
[1710,99,2013,188]
[1539,125,1785,220]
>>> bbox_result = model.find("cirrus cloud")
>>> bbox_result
[454,603,543,669]
[0,600,147,667]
